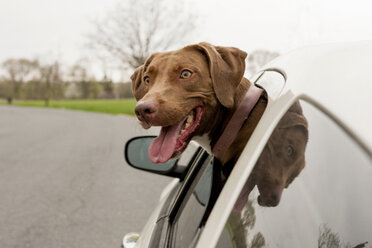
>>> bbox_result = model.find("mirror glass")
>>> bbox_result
[125,136,177,172]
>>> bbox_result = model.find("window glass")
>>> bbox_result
[217,100,372,248]
[172,156,213,248]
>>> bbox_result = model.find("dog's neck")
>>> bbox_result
[194,78,267,165]
[193,80,250,154]
[208,78,251,147]
[212,84,263,160]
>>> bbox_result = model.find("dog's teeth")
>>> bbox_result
[187,113,194,124]
[180,112,194,137]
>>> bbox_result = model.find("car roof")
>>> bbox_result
[262,40,372,151]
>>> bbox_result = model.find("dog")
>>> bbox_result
[130,42,308,209]
[131,42,267,166]
[233,101,309,210]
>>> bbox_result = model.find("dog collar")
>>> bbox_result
[212,84,263,160]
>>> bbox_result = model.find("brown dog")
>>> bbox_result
[131,42,267,165]
[233,101,309,210]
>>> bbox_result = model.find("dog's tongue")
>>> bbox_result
[149,119,184,163]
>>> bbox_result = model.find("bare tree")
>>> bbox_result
[246,50,280,77]
[67,59,104,99]
[2,58,39,104]
[69,60,90,99]
[39,61,61,106]
[88,0,197,71]
[69,59,90,82]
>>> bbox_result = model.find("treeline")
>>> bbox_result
[0,50,280,106]
[0,58,133,105]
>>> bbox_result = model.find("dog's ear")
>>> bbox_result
[195,42,247,108]
[130,65,145,101]
[278,111,309,145]
[130,53,160,100]
[279,101,308,130]
[279,112,308,130]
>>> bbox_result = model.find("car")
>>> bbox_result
[123,41,372,248]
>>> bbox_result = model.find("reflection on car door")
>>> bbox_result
[217,100,372,247]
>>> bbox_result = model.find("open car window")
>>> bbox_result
[170,156,214,248]
[216,100,372,247]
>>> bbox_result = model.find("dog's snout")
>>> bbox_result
[135,100,158,122]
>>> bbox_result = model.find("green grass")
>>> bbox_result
[0,99,137,116]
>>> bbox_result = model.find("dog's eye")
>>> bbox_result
[287,145,294,157]
[144,76,150,85]
[180,70,192,79]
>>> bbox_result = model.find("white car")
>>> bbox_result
[123,41,372,248]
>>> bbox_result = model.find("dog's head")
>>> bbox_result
[131,42,247,163]
[253,102,308,207]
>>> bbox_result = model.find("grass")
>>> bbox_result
[0,99,137,116]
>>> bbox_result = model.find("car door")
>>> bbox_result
[214,99,372,247]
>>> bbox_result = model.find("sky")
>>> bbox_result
[1,0,372,80]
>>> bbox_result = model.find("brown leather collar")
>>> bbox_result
[212,84,264,160]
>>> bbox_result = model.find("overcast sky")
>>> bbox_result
[1,0,372,79]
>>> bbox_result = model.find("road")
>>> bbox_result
[0,105,171,248]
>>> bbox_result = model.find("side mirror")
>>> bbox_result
[125,136,191,178]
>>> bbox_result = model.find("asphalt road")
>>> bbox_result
[0,105,171,248]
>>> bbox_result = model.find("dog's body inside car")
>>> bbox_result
[131,42,307,208]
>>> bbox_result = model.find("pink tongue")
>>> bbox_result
[148,119,185,163]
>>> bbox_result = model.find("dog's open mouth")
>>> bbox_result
[148,105,204,163]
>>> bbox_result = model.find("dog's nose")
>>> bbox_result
[269,193,280,206]
[267,188,282,207]
[135,100,158,122]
